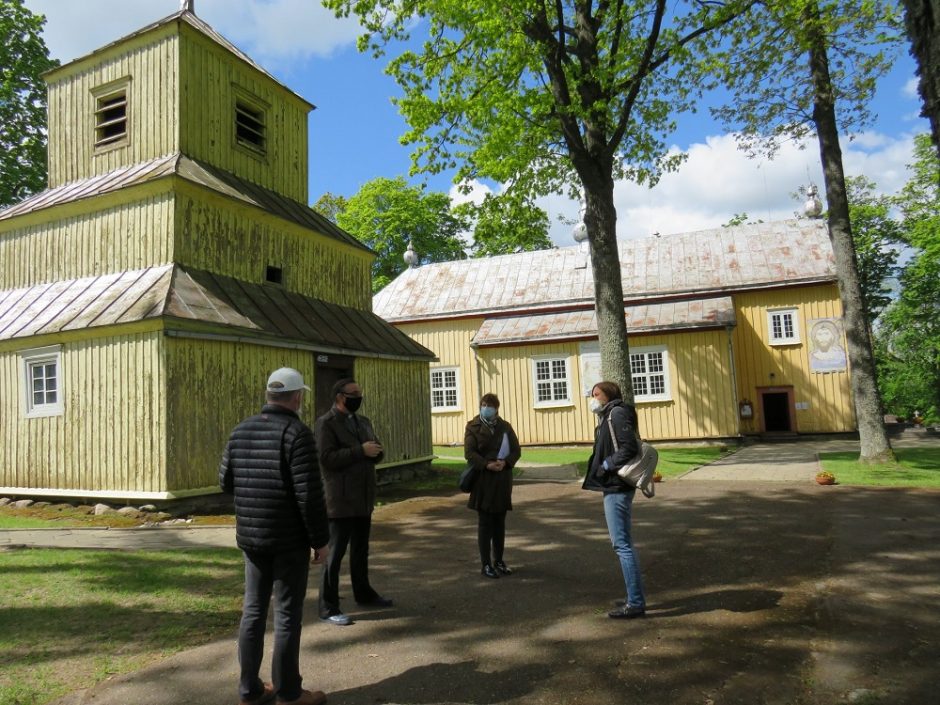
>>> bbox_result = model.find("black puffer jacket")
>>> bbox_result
[582,400,640,493]
[220,404,330,553]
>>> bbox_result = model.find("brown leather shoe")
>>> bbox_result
[240,683,275,705]
[277,689,327,705]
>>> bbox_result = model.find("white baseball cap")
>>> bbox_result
[266,367,311,392]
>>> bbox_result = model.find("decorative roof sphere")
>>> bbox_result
[403,241,418,267]
[572,221,589,243]
[804,185,823,218]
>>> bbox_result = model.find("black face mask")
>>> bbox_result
[344,395,363,413]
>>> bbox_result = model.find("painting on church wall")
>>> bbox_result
[808,318,847,373]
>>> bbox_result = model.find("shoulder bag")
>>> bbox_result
[606,415,658,498]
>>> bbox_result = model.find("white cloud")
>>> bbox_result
[26,0,360,66]
[448,180,493,207]
[903,77,919,99]
[541,131,917,246]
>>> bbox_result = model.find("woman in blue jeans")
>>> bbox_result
[582,381,647,619]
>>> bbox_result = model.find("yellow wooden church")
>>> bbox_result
[0,7,435,501]
[375,219,856,446]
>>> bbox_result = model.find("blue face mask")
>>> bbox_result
[480,406,498,421]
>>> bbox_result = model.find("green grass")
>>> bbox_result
[432,444,728,479]
[818,448,940,487]
[0,547,243,705]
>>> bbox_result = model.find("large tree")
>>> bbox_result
[326,0,754,396]
[712,0,901,462]
[900,0,940,157]
[456,191,552,257]
[0,0,57,208]
[335,176,468,291]
[876,133,940,421]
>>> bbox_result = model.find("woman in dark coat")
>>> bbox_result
[464,393,522,579]
[582,381,647,618]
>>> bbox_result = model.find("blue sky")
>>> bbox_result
[26,0,930,245]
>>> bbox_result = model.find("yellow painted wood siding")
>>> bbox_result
[0,331,166,492]
[731,284,854,433]
[355,358,433,465]
[395,319,482,446]
[629,331,738,440]
[46,27,180,188]
[175,188,372,308]
[178,27,309,202]
[164,337,314,492]
[395,321,738,444]
[0,191,174,290]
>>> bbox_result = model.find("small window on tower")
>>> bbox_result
[93,78,131,149]
[265,266,283,285]
[235,99,266,153]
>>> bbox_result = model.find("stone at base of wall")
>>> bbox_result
[377,460,434,486]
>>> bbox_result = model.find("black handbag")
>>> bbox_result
[458,464,479,493]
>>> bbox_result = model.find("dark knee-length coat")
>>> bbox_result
[464,415,521,513]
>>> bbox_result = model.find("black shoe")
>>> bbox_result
[608,606,646,619]
[357,595,394,608]
[320,610,352,626]
[494,561,512,576]
[481,564,500,579]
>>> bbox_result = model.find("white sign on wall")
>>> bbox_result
[579,341,601,397]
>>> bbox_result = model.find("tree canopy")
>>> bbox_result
[325,0,756,393]
[0,0,57,208]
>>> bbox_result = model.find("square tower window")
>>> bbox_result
[93,78,131,149]
[265,266,283,284]
[235,99,266,153]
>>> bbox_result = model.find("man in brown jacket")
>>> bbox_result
[315,378,392,625]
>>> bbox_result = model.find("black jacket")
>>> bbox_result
[315,407,384,518]
[582,400,640,493]
[220,404,330,553]
[464,415,522,513]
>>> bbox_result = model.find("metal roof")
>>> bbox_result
[0,265,434,361]
[0,153,370,253]
[471,297,735,347]
[44,10,314,110]
[373,219,835,322]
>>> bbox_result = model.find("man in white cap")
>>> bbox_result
[220,367,330,705]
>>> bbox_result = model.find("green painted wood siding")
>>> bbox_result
[355,358,433,465]
[0,330,166,493]
[0,191,174,290]
[46,26,180,188]
[175,188,372,308]
[164,337,314,492]
[178,26,309,202]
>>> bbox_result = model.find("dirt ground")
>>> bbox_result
[54,478,940,705]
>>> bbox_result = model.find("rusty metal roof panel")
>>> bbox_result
[0,154,179,222]
[0,266,434,360]
[374,220,834,322]
[471,297,736,347]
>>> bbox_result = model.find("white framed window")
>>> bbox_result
[19,346,63,418]
[767,308,801,345]
[430,367,460,411]
[531,355,572,407]
[92,77,131,150]
[630,345,672,402]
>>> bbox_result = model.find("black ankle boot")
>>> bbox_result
[494,560,512,575]
[481,564,500,579]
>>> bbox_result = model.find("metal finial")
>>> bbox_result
[403,240,418,267]
[804,184,823,219]
[572,199,589,243]
[180,0,195,13]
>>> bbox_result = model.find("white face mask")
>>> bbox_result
[589,398,604,414]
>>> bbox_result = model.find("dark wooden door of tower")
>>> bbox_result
[314,353,355,420]
[758,386,795,433]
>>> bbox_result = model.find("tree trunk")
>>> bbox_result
[901,0,940,159]
[806,6,895,463]
[584,179,633,402]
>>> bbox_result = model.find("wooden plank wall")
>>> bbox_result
[175,189,372,308]
[178,27,309,202]
[46,28,179,188]
[0,192,174,290]
[0,330,166,492]
[355,357,433,465]
[732,284,855,433]
[163,337,313,492]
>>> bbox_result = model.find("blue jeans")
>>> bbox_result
[603,490,646,609]
[239,547,311,702]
